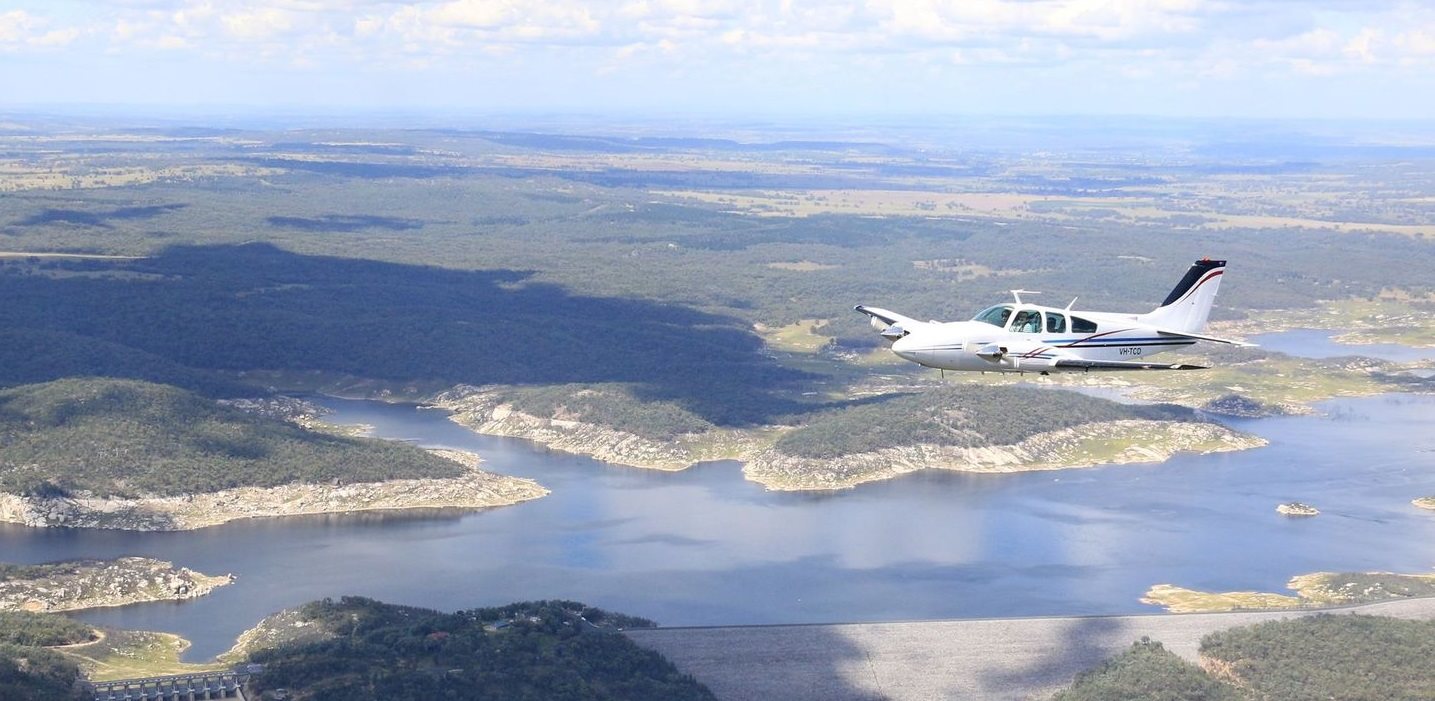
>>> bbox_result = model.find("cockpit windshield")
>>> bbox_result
[973,304,1014,328]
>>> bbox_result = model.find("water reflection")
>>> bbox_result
[0,394,1432,660]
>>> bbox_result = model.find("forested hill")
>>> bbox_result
[774,384,1199,459]
[1056,614,1435,700]
[244,597,714,701]
[0,378,462,498]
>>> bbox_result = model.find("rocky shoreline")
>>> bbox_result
[1143,571,1435,613]
[430,386,1266,491]
[0,449,547,532]
[0,557,231,613]
[433,386,771,471]
[743,420,1265,491]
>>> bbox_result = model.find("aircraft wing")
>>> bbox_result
[853,305,928,330]
[1053,358,1208,371]
[1151,327,1254,346]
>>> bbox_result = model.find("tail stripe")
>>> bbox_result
[1163,269,1223,308]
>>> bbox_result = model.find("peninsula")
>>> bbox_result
[0,557,231,613]
[433,383,1264,491]
[0,378,546,531]
[1143,571,1435,613]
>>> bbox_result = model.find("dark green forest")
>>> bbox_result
[0,612,95,648]
[774,385,1198,458]
[1201,614,1435,700]
[0,644,86,701]
[0,378,462,498]
[1053,638,1239,701]
[1056,615,1435,701]
[246,597,713,701]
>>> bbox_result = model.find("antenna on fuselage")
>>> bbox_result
[1011,289,1040,305]
[1065,296,1078,311]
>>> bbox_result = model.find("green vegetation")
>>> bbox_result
[0,643,86,701]
[1144,571,1435,613]
[1052,638,1239,701]
[1202,615,1435,700]
[243,596,712,701]
[501,384,715,440]
[0,378,462,498]
[2,121,1433,431]
[0,612,95,647]
[773,385,1196,459]
[0,244,811,426]
[1057,615,1435,700]
[55,628,224,682]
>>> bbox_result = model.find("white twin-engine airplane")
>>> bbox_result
[855,258,1249,374]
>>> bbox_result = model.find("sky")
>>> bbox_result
[2,0,1435,119]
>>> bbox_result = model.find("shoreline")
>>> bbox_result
[0,448,547,532]
[427,387,1267,491]
[0,557,232,613]
[743,420,1265,491]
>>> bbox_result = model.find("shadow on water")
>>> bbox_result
[0,242,811,425]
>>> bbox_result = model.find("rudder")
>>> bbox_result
[1141,259,1225,332]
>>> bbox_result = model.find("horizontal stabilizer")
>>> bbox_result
[1152,327,1254,347]
[1054,358,1208,372]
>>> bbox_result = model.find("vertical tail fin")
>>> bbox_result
[1140,259,1225,333]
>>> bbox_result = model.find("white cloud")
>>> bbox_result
[1,0,1432,116]
[222,7,297,39]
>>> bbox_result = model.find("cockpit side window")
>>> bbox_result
[1046,313,1067,333]
[1012,310,1041,333]
[973,305,1013,328]
[1071,316,1098,333]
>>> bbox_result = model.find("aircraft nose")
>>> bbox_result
[890,334,925,363]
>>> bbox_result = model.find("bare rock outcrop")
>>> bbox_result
[432,385,765,470]
[0,557,232,612]
[745,420,1265,491]
[0,449,546,531]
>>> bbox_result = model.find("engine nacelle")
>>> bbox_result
[975,343,1005,361]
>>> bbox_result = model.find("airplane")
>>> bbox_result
[854,258,1248,374]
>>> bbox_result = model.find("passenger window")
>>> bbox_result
[1012,310,1041,333]
[1046,313,1067,333]
[1071,316,1098,333]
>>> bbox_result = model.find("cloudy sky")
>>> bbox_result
[3,0,1434,119]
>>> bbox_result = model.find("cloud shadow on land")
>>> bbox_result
[15,204,189,229]
[0,243,811,425]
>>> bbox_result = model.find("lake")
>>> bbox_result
[1249,328,1435,363]
[2,393,1434,660]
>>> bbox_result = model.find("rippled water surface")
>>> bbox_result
[3,392,1435,660]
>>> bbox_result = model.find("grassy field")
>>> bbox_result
[58,629,225,681]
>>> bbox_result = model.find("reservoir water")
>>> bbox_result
[1248,328,1435,363]
[3,394,1435,660]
